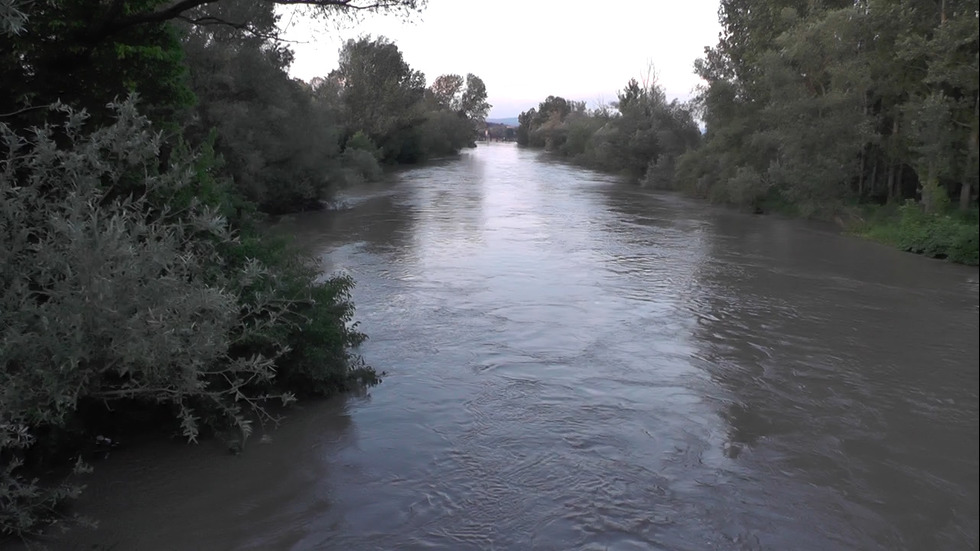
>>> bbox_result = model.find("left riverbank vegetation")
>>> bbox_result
[0,0,490,541]
[517,0,978,265]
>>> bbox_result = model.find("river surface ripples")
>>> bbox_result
[58,144,978,550]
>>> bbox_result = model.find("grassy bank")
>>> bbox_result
[858,203,979,266]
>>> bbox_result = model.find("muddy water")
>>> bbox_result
[57,144,978,550]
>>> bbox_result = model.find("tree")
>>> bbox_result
[911,1,979,210]
[516,108,536,146]
[757,7,877,212]
[0,1,28,35]
[16,0,423,42]
[419,73,491,155]
[516,77,699,188]
[460,73,491,122]
[429,74,465,110]
[0,0,424,126]
[180,1,346,212]
[516,96,574,149]
[1,0,195,127]
[682,0,977,212]
[332,35,426,162]
[1,0,414,536]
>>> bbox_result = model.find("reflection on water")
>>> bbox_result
[56,143,978,550]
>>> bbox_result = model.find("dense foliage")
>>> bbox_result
[680,0,978,217]
[863,202,979,264]
[179,2,347,213]
[0,97,371,539]
[518,0,978,262]
[328,36,490,164]
[516,79,702,187]
[0,0,489,540]
[181,29,489,211]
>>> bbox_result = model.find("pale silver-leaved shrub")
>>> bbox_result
[0,99,293,536]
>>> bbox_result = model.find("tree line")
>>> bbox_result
[0,0,490,539]
[518,0,977,264]
[516,77,701,187]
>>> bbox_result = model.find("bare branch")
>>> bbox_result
[95,0,421,38]
[0,104,46,119]
[175,13,283,40]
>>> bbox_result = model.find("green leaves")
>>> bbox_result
[517,79,700,188]
[864,202,979,264]
[0,98,375,537]
[688,0,978,218]
[0,0,28,36]
[1,0,435,540]
[460,74,490,122]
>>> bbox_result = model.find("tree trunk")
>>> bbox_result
[858,148,866,200]
[887,163,897,203]
[962,95,979,211]
[887,117,900,203]
[870,155,878,199]
[922,164,939,214]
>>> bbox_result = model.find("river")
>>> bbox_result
[55,143,978,550]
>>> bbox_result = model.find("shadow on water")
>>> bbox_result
[42,398,360,550]
[570,176,978,549]
[274,186,417,260]
[275,152,489,276]
[686,210,980,550]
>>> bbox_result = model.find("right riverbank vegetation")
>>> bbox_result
[517,0,978,265]
[0,0,494,540]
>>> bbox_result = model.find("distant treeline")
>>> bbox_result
[487,122,518,141]
[1,0,484,539]
[180,30,490,214]
[518,0,978,264]
[516,83,701,185]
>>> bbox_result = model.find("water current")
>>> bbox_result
[57,143,979,550]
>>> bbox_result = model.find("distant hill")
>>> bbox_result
[486,117,519,127]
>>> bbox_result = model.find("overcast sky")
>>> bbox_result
[281,1,722,118]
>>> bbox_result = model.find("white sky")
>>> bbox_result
[281,1,722,118]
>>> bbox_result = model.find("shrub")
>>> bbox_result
[341,148,384,186]
[417,111,474,158]
[726,166,769,209]
[642,156,676,190]
[345,131,381,158]
[864,202,979,265]
[1,99,374,537]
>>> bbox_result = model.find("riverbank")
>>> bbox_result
[753,193,979,266]
[525,145,980,267]
[856,203,979,265]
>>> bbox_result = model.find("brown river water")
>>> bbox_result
[50,143,978,550]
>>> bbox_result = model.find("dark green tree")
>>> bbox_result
[179,1,347,212]
[429,73,465,110]
[1,0,426,538]
[516,76,699,187]
[0,0,423,125]
[332,36,427,162]
[460,73,491,122]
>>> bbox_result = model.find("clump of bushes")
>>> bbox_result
[0,100,373,538]
[516,84,702,188]
[337,131,384,186]
[863,202,979,265]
